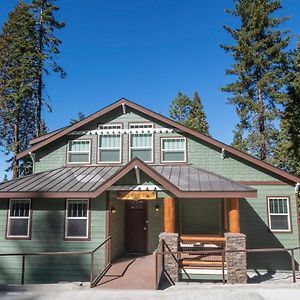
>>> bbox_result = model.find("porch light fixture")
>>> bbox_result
[111,207,116,214]
[155,204,160,212]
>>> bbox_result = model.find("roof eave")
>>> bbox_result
[16,98,300,184]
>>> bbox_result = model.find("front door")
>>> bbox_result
[125,200,147,254]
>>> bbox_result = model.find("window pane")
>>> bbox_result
[67,219,87,237]
[99,149,120,162]
[270,215,289,230]
[100,135,120,148]
[131,134,152,148]
[163,139,184,150]
[163,151,185,162]
[269,199,274,214]
[68,153,89,163]
[10,200,30,217]
[69,141,90,152]
[283,200,288,213]
[131,149,152,161]
[9,219,29,236]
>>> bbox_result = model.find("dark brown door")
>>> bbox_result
[125,200,147,253]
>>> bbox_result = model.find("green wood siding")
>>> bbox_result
[0,195,106,284]
[241,186,300,271]
[147,199,164,253]
[109,196,125,259]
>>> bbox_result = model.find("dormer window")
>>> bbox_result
[67,140,91,164]
[98,124,122,163]
[129,123,153,162]
[161,137,186,162]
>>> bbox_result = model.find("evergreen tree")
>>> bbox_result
[0,1,37,178]
[185,91,209,135]
[30,0,65,137]
[70,112,86,125]
[221,0,291,161]
[274,36,300,175]
[169,91,210,135]
[169,92,191,124]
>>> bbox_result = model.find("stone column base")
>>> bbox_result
[159,232,179,282]
[225,233,247,284]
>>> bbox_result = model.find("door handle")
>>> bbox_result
[144,226,147,231]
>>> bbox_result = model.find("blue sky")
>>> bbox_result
[1,0,300,180]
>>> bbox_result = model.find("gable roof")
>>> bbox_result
[0,158,256,199]
[16,98,300,184]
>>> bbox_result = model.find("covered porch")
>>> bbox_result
[104,160,256,285]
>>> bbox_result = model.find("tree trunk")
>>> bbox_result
[12,112,20,179]
[36,9,43,137]
[258,88,266,161]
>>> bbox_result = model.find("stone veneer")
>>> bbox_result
[159,232,179,282]
[225,233,247,284]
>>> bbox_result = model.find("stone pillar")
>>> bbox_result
[225,233,247,284]
[159,232,179,283]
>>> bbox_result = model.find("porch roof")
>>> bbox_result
[0,158,257,199]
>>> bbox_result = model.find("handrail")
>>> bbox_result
[0,236,112,287]
[158,245,300,284]
[91,236,112,254]
[90,236,112,288]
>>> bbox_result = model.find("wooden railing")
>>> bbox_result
[157,244,300,284]
[0,236,112,288]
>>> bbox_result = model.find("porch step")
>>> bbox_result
[96,254,157,289]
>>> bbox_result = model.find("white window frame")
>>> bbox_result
[161,137,187,163]
[65,199,89,240]
[7,199,31,239]
[129,123,154,163]
[98,124,122,163]
[67,139,91,164]
[267,197,291,232]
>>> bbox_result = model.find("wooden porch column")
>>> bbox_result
[164,197,175,233]
[228,198,240,233]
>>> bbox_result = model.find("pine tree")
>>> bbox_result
[0,1,37,178]
[169,91,210,135]
[30,0,65,137]
[169,92,191,124]
[185,91,209,135]
[221,0,291,161]
[70,112,86,125]
[274,36,300,175]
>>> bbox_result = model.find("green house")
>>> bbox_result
[0,98,299,285]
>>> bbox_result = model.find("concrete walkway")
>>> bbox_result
[1,282,300,300]
[96,254,156,289]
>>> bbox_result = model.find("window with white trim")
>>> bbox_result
[267,197,291,232]
[161,137,186,162]
[65,199,89,239]
[98,124,122,163]
[7,199,31,238]
[129,123,153,162]
[67,140,91,164]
